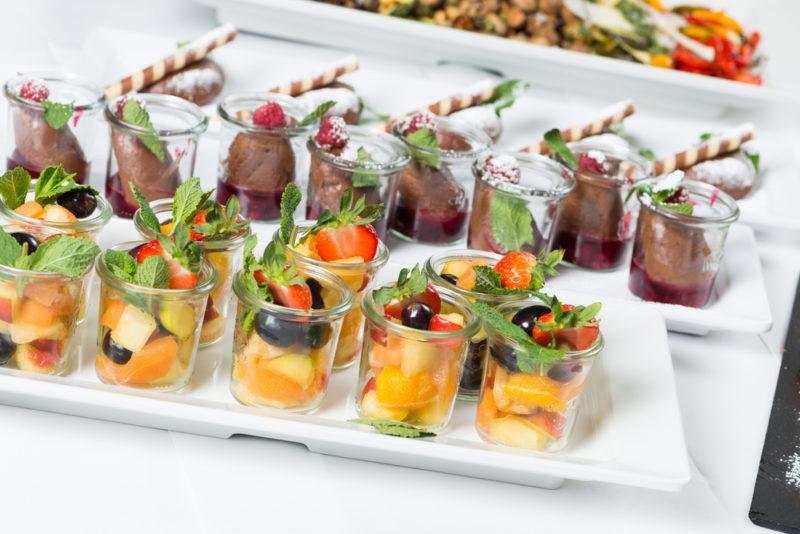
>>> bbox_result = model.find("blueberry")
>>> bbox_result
[0,333,16,366]
[10,232,39,254]
[401,302,434,330]
[57,189,97,219]
[102,331,132,365]
[306,277,325,310]
[303,323,331,350]
[441,273,458,285]
[255,310,296,347]
[491,343,520,373]
[511,305,551,336]
[547,362,583,382]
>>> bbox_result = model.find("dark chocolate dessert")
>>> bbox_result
[110,128,180,208]
[144,58,224,106]
[308,150,380,214]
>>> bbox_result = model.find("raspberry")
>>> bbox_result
[578,154,607,175]
[314,116,349,149]
[485,155,521,184]
[665,187,691,205]
[399,110,437,136]
[252,102,287,128]
[19,79,49,102]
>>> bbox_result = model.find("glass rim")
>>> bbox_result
[567,139,652,185]
[0,185,112,232]
[392,115,491,163]
[637,178,740,226]
[217,92,314,136]
[280,222,390,272]
[0,224,94,280]
[306,127,411,173]
[4,70,105,113]
[105,93,209,137]
[473,152,575,198]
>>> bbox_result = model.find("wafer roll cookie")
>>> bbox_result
[270,55,359,96]
[653,122,756,176]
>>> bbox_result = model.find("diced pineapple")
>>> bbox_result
[400,337,438,377]
[489,415,549,450]
[242,333,292,361]
[111,305,157,353]
[158,301,196,339]
[265,353,314,387]
[9,320,68,344]
[360,390,408,421]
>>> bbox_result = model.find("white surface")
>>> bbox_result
[0,0,795,533]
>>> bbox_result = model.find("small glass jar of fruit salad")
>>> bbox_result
[469,153,574,255]
[95,231,217,391]
[550,139,650,270]
[4,72,105,184]
[230,237,354,413]
[105,94,208,218]
[356,266,480,433]
[0,226,100,375]
[391,111,491,245]
[628,172,739,308]
[133,178,251,347]
[217,93,316,222]
[474,296,602,452]
[425,249,562,400]
[306,120,409,238]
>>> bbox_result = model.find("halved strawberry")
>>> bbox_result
[315,224,379,262]
[429,314,462,332]
[268,280,312,311]
[533,305,599,351]
[167,260,199,289]
[493,251,537,289]
[190,210,208,240]
[383,284,441,320]
[136,240,166,263]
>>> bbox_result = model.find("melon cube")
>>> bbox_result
[111,305,157,353]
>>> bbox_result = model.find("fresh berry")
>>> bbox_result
[533,304,600,351]
[485,155,521,184]
[190,209,208,240]
[136,240,165,263]
[547,362,583,383]
[255,310,296,347]
[19,79,49,102]
[384,284,441,320]
[511,305,551,336]
[440,273,458,285]
[429,314,462,332]
[315,224,378,262]
[102,331,132,365]
[57,189,97,219]
[314,116,349,149]
[0,333,16,366]
[306,277,325,310]
[665,187,691,204]
[167,260,199,289]
[10,232,39,254]
[301,322,331,350]
[268,280,312,311]
[493,251,538,289]
[578,154,606,174]
[399,110,437,135]
[252,102,287,128]
[401,302,434,330]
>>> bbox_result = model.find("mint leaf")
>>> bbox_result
[279,183,302,244]
[352,146,381,188]
[543,129,578,169]
[104,249,137,282]
[297,101,336,127]
[135,255,169,289]
[482,80,528,116]
[33,165,97,205]
[744,150,760,174]
[662,202,694,215]
[699,132,713,142]
[406,128,440,169]
[122,98,165,162]
[357,96,390,122]
[172,177,210,225]
[638,148,656,161]
[25,236,100,278]
[129,182,162,233]
[373,265,427,307]
[0,167,32,210]
[490,193,534,252]
[350,418,436,439]
[472,265,503,294]
[42,100,74,130]
[0,228,23,266]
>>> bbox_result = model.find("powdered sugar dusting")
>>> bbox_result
[19,79,49,102]
[315,116,349,149]
[161,66,222,93]
[485,154,521,184]
[298,88,359,117]
[400,110,438,135]
[686,153,755,189]
[587,150,607,165]
[654,170,685,192]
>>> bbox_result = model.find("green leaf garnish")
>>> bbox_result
[279,183,302,244]
[298,188,383,244]
[135,255,170,289]
[0,167,32,210]
[469,250,562,295]
[297,100,336,127]
[34,165,98,206]
[104,249,137,282]
[699,132,713,142]
[350,418,436,439]
[532,293,601,332]
[172,177,211,225]
[122,98,165,162]
[42,100,74,130]
[192,194,249,241]
[357,96,390,122]
[489,194,534,252]
[638,148,656,161]
[482,80,529,117]
[543,129,578,169]
[405,127,440,169]
[352,146,381,188]
[0,230,22,266]
[373,264,427,307]
[21,235,100,278]
[130,182,161,233]
[744,149,760,174]
[626,175,694,216]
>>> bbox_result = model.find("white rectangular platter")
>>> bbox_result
[0,218,690,492]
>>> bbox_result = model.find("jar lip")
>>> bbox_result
[473,152,575,198]
[281,223,390,271]
[0,185,112,231]
[638,178,740,225]
[105,93,209,137]
[392,115,491,163]
[307,128,411,172]
[133,198,252,250]
[232,263,354,319]
[96,241,217,297]
[567,139,652,184]
[4,70,105,112]
[217,92,314,136]
[0,225,93,279]
[362,283,480,339]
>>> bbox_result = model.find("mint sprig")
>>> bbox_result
[0,230,22,265]
[626,181,694,216]
[34,165,98,205]
[130,182,161,233]
[405,127,440,169]
[543,129,577,169]
[489,193,534,252]
[744,149,760,174]
[357,96,390,122]
[42,100,74,130]
[373,264,427,307]
[533,293,601,332]
[298,188,383,244]
[135,255,170,289]
[122,98,165,162]
[350,418,436,439]
[172,177,213,226]
[0,228,99,278]
[470,250,563,296]
[0,167,32,210]
[193,195,249,240]
[279,183,302,244]
[638,148,656,161]
[297,100,336,127]
[352,146,381,188]
[482,80,528,117]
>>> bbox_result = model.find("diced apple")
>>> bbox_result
[489,415,549,450]
[158,301,196,340]
[111,305,157,353]
[400,337,438,377]
[437,312,464,327]
[360,390,408,421]
[9,320,67,344]
[242,333,292,361]
[264,353,314,387]
[43,204,78,223]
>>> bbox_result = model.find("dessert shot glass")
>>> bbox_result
[95,242,217,391]
[306,127,410,239]
[4,71,105,184]
[105,94,208,218]
[476,300,603,452]
[356,285,480,432]
[217,93,313,222]
[469,153,574,255]
[550,140,650,270]
[230,264,354,413]
[391,116,490,245]
[628,179,739,308]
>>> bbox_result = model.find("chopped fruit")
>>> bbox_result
[235,357,307,402]
[252,102,287,128]
[111,305,157,353]
[493,251,538,289]
[485,155,522,184]
[199,316,226,344]
[242,332,292,361]
[136,240,165,263]
[203,300,220,323]
[314,116,349,149]
[102,331,132,365]
[268,280,312,311]
[43,204,78,223]
[24,282,75,313]
[503,373,567,413]
[368,336,403,369]
[264,353,314,388]
[532,304,600,351]
[0,299,12,323]
[254,310,298,347]
[441,260,471,278]
[9,320,67,344]
[18,299,57,328]
[19,79,49,102]
[414,396,449,426]
[100,300,127,330]
[167,260,199,290]
[15,344,60,373]
[477,385,498,429]
[401,302,433,330]
[430,313,463,331]
[158,301,196,339]
[360,390,408,421]
[375,366,437,408]
[97,335,178,384]
[526,411,566,440]
[383,284,442,320]
[511,305,551,337]
[488,415,549,450]
[315,224,379,262]
[57,189,97,219]
[454,260,490,290]
[190,209,209,240]
[15,201,45,219]
[399,338,437,377]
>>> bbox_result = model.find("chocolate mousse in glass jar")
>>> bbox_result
[105,94,208,218]
[217,93,313,222]
[391,112,491,245]
[4,72,104,184]
[550,141,650,270]
[469,153,574,255]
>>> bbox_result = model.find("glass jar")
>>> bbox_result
[94,242,217,391]
[230,265,354,413]
[3,71,104,185]
[629,179,739,308]
[133,198,251,347]
[551,140,650,270]
[390,116,491,245]
[280,223,389,370]
[105,94,208,218]
[356,284,480,432]
[469,152,574,254]
[0,227,91,375]
[306,127,410,239]
[217,93,313,222]
[424,249,531,400]
[476,299,603,452]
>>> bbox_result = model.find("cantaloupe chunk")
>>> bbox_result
[96,335,178,385]
[100,300,127,330]
[15,201,44,219]
[18,298,57,327]
[43,204,78,223]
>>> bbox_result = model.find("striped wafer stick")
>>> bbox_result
[105,23,238,100]
[518,99,636,154]
[270,55,359,96]
[653,122,755,176]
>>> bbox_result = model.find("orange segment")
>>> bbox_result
[234,356,308,402]
[97,335,178,385]
[100,300,127,330]
[375,366,436,408]
[503,373,568,413]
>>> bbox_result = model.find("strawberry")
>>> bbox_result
[245,238,312,311]
[532,301,601,351]
[190,209,208,240]
[268,280,312,310]
[167,260,199,289]
[493,251,538,289]
[136,240,166,263]
[429,314,462,332]
[253,270,269,284]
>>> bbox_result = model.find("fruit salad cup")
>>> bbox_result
[230,264,354,413]
[551,140,650,270]
[356,282,480,432]
[469,153,574,255]
[476,300,603,452]
[95,242,217,391]
[4,72,104,184]
[134,198,251,346]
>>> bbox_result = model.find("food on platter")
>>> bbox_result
[144,58,225,106]
[133,178,251,346]
[288,55,365,124]
[627,170,738,307]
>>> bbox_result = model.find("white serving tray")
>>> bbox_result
[0,217,690,492]
[547,223,772,335]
